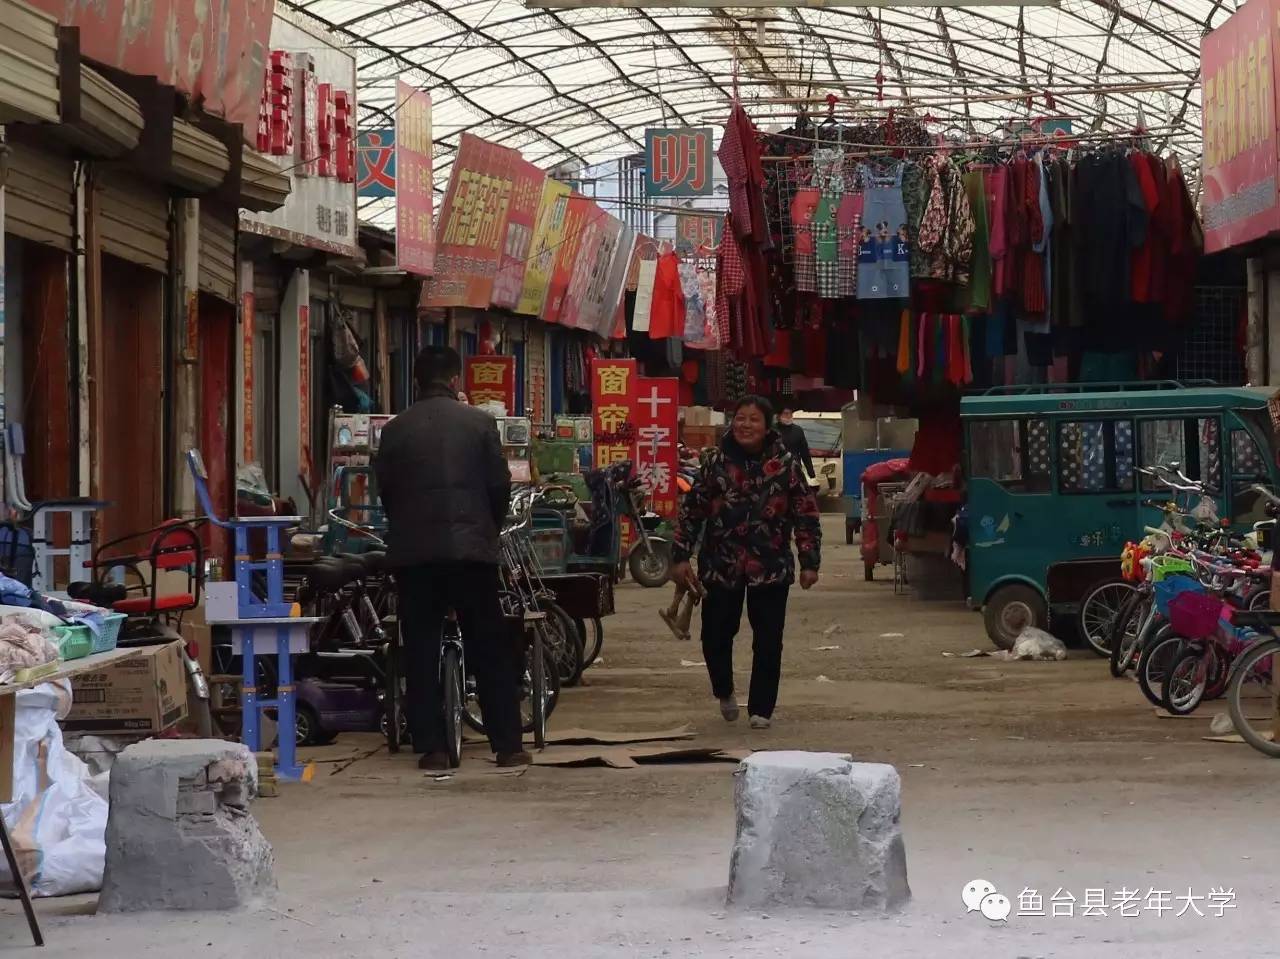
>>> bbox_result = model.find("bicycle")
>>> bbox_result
[1224,611,1280,757]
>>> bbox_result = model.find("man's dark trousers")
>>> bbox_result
[396,563,522,755]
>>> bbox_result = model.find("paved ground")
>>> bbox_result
[4,516,1277,957]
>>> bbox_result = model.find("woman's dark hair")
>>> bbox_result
[731,395,775,430]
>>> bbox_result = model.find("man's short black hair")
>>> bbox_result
[414,346,463,391]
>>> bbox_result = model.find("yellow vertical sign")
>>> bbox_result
[516,178,571,316]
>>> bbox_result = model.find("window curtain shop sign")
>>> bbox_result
[240,14,359,256]
[1202,0,1280,253]
[395,79,435,276]
[465,355,516,412]
[516,178,572,316]
[591,358,637,468]
[542,194,596,323]
[635,377,680,519]
[26,0,274,133]
[356,130,396,197]
[422,133,518,309]
[491,158,546,309]
[645,127,714,197]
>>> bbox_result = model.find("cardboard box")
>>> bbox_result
[64,641,189,734]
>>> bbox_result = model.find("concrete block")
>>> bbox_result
[98,739,275,912]
[728,751,910,912]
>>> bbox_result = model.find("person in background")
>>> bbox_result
[776,407,816,482]
[373,346,528,769]
[671,396,822,729]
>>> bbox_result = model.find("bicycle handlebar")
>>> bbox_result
[327,508,388,549]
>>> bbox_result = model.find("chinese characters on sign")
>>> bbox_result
[676,213,722,252]
[242,290,255,464]
[395,78,435,276]
[357,130,396,197]
[240,14,359,257]
[645,127,714,197]
[542,194,593,323]
[298,303,313,489]
[962,879,1237,922]
[1201,0,1280,252]
[465,355,516,413]
[591,359,637,469]
[516,179,571,316]
[423,134,519,309]
[635,378,680,519]
[491,159,547,310]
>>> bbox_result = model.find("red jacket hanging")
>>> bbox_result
[649,252,686,340]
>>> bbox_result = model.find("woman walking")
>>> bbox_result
[671,396,822,728]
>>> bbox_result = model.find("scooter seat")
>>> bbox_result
[307,557,367,590]
[357,551,387,574]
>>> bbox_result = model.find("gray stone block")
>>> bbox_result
[98,739,275,913]
[728,751,910,912]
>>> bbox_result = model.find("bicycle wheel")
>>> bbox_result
[1079,579,1136,657]
[442,644,463,768]
[1109,590,1147,678]
[1163,646,1212,716]
[546,603,585,688]
[383,628,405,753]
[577,617,604,668]
[1227,638,1280,757]
[1137,626,1182,708]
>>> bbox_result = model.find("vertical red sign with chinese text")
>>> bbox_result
[591,359,637,470]
[423,134,518,308]
[243,291,256,464]
[634,378,680,519]
[542,194,594,324]
[298,303,312,490]
[491,158,546,309]
[1202,0,1280,252]
[465,355,517,413]
[396,78,435,276]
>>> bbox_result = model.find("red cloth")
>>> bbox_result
[1162,159,1200,324]
[909,404,962,476]
[718,102,769,244]
[985,167,1010,297]
[1129,152,1162,302]
[648,252,685,340]
[1020,157,1045,313]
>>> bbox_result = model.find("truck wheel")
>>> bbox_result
[983,584,1046,651]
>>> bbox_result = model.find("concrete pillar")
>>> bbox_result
[172,198,200,517]
[278,268,310,512]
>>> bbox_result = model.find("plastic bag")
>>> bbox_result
[1003,627,1069,661]
[0,682,108,896]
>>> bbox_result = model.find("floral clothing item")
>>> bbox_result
[673,434,822,588]
[917,157,975,285]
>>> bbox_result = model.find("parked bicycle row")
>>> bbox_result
[1076,463,1280,759]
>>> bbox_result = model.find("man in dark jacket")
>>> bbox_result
[776,408,816,481]
[373,346,527,769]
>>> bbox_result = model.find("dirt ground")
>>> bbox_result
[4,516,1277,957]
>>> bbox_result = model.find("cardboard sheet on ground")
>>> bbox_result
[1202,731,1276,744]
[532,745,750,769]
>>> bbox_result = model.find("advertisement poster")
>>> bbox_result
[516,178,572,316]
[1202,0,1280,252]
[591,358,637,469]
[26,0,274,133]
[558,205,605,330]
[395,78,435,275]
[542,194,594,324]
[356,129,396,197]
[465,355,517,413]
[240,14,359,257]
[242,289,255,464]
[298,302,312,490]
[491,158,547,310]
[634,377,680,519]
[579,219,634,338]
[422,133,518,308]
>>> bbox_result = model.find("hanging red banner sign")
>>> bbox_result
[423,134,518,309]
[542,194,594,324]
[1202,0,1280,253]
[298,302,313,490]
[465,355,517,413]
[395,78,435,276]
[635,377,680,519]
[242,290,256,465]
[558,210,605,330]
[491,158,546,309]
[590,358,637,469]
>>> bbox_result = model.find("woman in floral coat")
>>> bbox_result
[672,396,822,729]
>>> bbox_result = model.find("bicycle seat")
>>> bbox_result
[358,551,387,574]
[307,556,366,590]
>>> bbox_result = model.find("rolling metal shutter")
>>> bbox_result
[98,172,170,273]
[198,205,236,303]
[5,144,73,250]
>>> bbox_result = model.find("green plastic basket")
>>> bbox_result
[1151,555,1194,582]
[53,611,127,657]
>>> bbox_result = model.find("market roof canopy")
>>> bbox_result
[286,0,1226,220]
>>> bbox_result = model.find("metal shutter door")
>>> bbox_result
[198,205,236,303]
[5,144,73,250]
[98,173,169,272]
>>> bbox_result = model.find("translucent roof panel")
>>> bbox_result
[286,0,1229,224]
